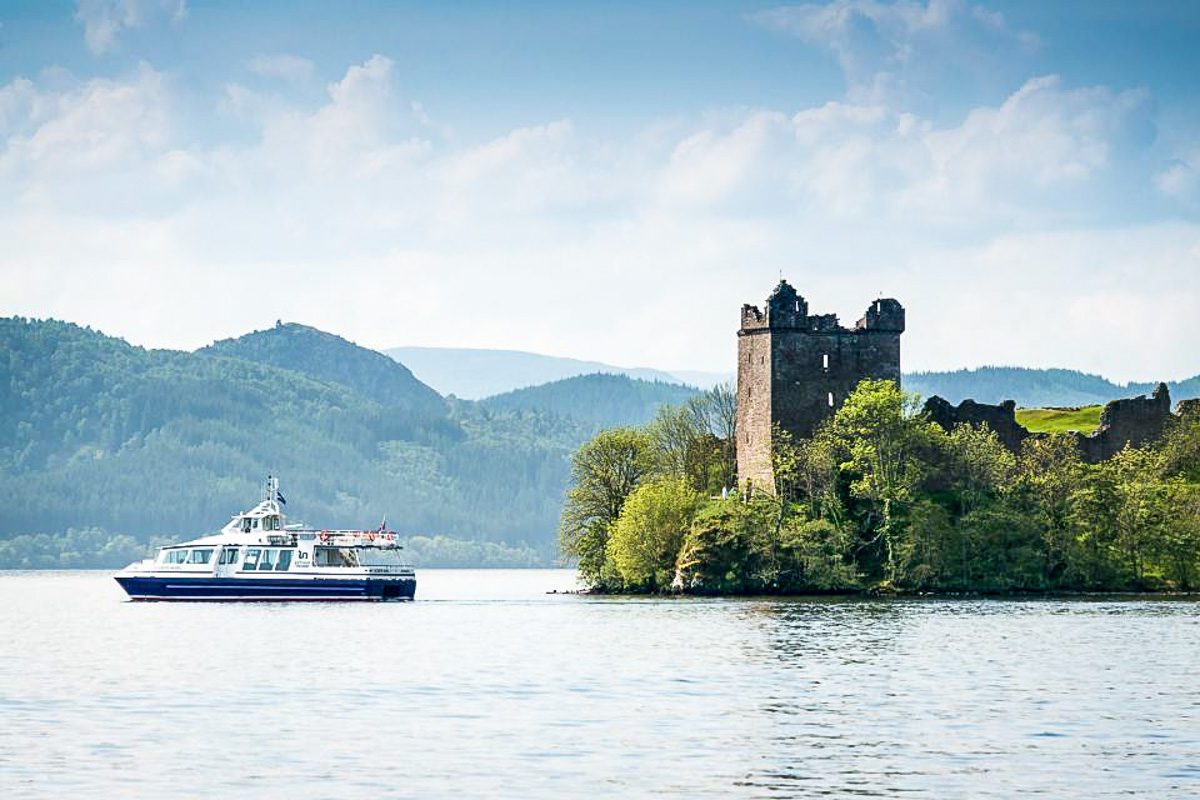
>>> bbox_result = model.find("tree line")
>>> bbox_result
[560,380,1200,594]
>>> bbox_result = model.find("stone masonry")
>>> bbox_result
[736,280,905,492]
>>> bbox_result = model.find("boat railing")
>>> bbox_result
[295,529,405,549]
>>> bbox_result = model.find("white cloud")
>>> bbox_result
[246,54,315,83]
[74,0,186,55]
[753,0,1039,106]
[0,55,1196,382]
[0,64,172,182]
[1156,146,1200,205]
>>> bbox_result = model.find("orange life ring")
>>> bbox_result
[319,531,330,543]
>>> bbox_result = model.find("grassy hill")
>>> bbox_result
[1015,406,1104,434]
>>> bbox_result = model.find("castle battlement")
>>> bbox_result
[740,281,905,336]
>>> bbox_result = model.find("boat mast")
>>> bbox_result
[266,474,278,510]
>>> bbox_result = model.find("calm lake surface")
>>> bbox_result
[0,570,1197,798]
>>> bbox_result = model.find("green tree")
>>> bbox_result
[1013,435,1086,587]
[646,402,720,493]
[1102,446,1169,587]
[608,476,702,591]
[941,423,1016,587]
[826,379,938,584]
[776,517,859,591]
[687,382,738,492]
[1157,479,1200,589]
[1161,406,1200,481]
[558,427,652,588]
[675,499,758,594]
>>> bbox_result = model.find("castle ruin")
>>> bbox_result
[926,383,1179,463]
[736,280,904,491]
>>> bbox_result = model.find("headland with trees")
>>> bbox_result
[559,380,1200,595]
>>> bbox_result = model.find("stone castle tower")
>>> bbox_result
[736,280,905,491]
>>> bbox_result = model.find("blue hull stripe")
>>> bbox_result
[115,575,415,601]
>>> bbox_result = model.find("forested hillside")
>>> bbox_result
[906,367,1200,407]
[0,318,699,567]
[205,323,446,416]
[482,373,701,429]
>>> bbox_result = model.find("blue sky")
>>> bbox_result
[1,1,1199,381]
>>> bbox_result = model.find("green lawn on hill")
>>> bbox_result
[1015,405,1103,434]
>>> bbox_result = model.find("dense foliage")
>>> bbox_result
[0,317,694,567]
[562,379,1200,594]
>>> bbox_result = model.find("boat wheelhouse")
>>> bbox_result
[114,477,415,601]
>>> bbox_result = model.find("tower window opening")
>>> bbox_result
[828,392,835,408]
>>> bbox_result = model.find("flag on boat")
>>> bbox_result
[276,490,287,505]
[377,516,387,533]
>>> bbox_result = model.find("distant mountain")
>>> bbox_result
[386,346,702,398]
[204,323,445,416]
[905,367,1200,407]
[482,373,701,430]
[669,369,734,389]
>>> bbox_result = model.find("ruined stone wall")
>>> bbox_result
[1073,383,1172,461]
[924,383,1175,463]
[923,396,1031,452]
[736,280,904,492]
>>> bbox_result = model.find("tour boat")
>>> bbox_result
[113,477,416,601]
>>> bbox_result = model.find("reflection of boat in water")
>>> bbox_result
[114,477,416,601]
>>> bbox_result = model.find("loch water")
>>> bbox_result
[0,569,1197,798]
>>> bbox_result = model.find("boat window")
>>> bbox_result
[243,549,260,570]
[218,548,239,565]
[275,550,292,571]
[258,549,276,571]
[314,547,358,567]
[189,549,214,564]
[241,518,252,533]
[163,549,189,564]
